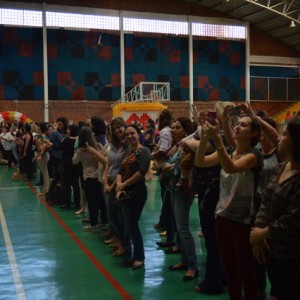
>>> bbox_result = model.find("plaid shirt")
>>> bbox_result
[255,162,300,259]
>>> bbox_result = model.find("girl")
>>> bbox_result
[251,119,300,300]
[195,114,262,300]
[72,127,106,231]
[116,124,151,269]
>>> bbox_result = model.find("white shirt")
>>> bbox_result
[0,132,15,150]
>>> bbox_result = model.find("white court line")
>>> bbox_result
[0,186,34,190]
[0,202,27,300]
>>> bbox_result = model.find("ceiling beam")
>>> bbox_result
[246,0,300,24]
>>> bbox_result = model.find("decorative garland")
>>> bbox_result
[112,102,167,126]
[0,111,33,124]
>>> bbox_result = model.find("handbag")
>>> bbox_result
[113,190,136,208]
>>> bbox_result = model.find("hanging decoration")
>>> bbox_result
[0,111,33,124]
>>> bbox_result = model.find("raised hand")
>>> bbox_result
[204,120,220,140]
[239,102,255,117]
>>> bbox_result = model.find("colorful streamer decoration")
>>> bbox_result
[0,111,33,124]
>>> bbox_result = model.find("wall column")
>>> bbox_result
[42,2,49,121]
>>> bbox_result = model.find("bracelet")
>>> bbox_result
[217,146,224,150]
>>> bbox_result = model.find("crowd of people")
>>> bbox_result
[1,104,300,300]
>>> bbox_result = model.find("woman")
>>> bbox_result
[15,122,25,174]
[34,122,50,196]
[74,121,88,215]
[72,127,106,231]
[250,118,300,300]
[195,114,263,300]
[91,116,106,146]
[143,118,156,182]
[153,109,174,232]
[253,115,280,300]
[221,104,280,299]
[48,124,81,209]
[143,118,156,153]
[190,106,228,295]
[21,123,34,180]
[0,124,17,168]
[162,117,198,281]
[48,117,68,182]
[103,117,129,255]
[115,124,151,269]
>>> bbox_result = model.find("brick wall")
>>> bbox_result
[0,100,211,123]
[250,27,299,57]
[0,100,291,124]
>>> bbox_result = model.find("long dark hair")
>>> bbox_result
[38,122,48,134]
[147,118,155,130]
[56,117,68,134]
[176,117,194,136]
[248,115,261,147]
[91,116,106,135]
[68,124,79,137]
[287,118,300,163]
[78,127,97,149]
[24,123,32,133]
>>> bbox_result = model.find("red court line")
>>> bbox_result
[24,178,133,300]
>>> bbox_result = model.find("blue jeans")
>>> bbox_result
[107,189,129,248]
[123,186,147,261]
[171,189,198,271]
[84,178,106,226]
[198,193,226,293]
[161,189,176,242]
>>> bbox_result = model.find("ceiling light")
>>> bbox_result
[290,20,296,28]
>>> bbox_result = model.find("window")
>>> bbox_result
[0,7,246,39]
[192,23,246,39]
[123,17,188,35]
[0,8,42,27]
[46,12,119,30]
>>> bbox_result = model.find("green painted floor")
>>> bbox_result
[0,166,232,300]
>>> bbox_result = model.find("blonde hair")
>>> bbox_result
[214,101,235,118]
[30,123,38,133]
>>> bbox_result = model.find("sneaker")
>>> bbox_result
[83,225,100,232]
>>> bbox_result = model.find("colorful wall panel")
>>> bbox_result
[0,27,43,100]
[124,35,189,100]
[2,27,283,103]
[47,30,121,100]
[193,39,246,101]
